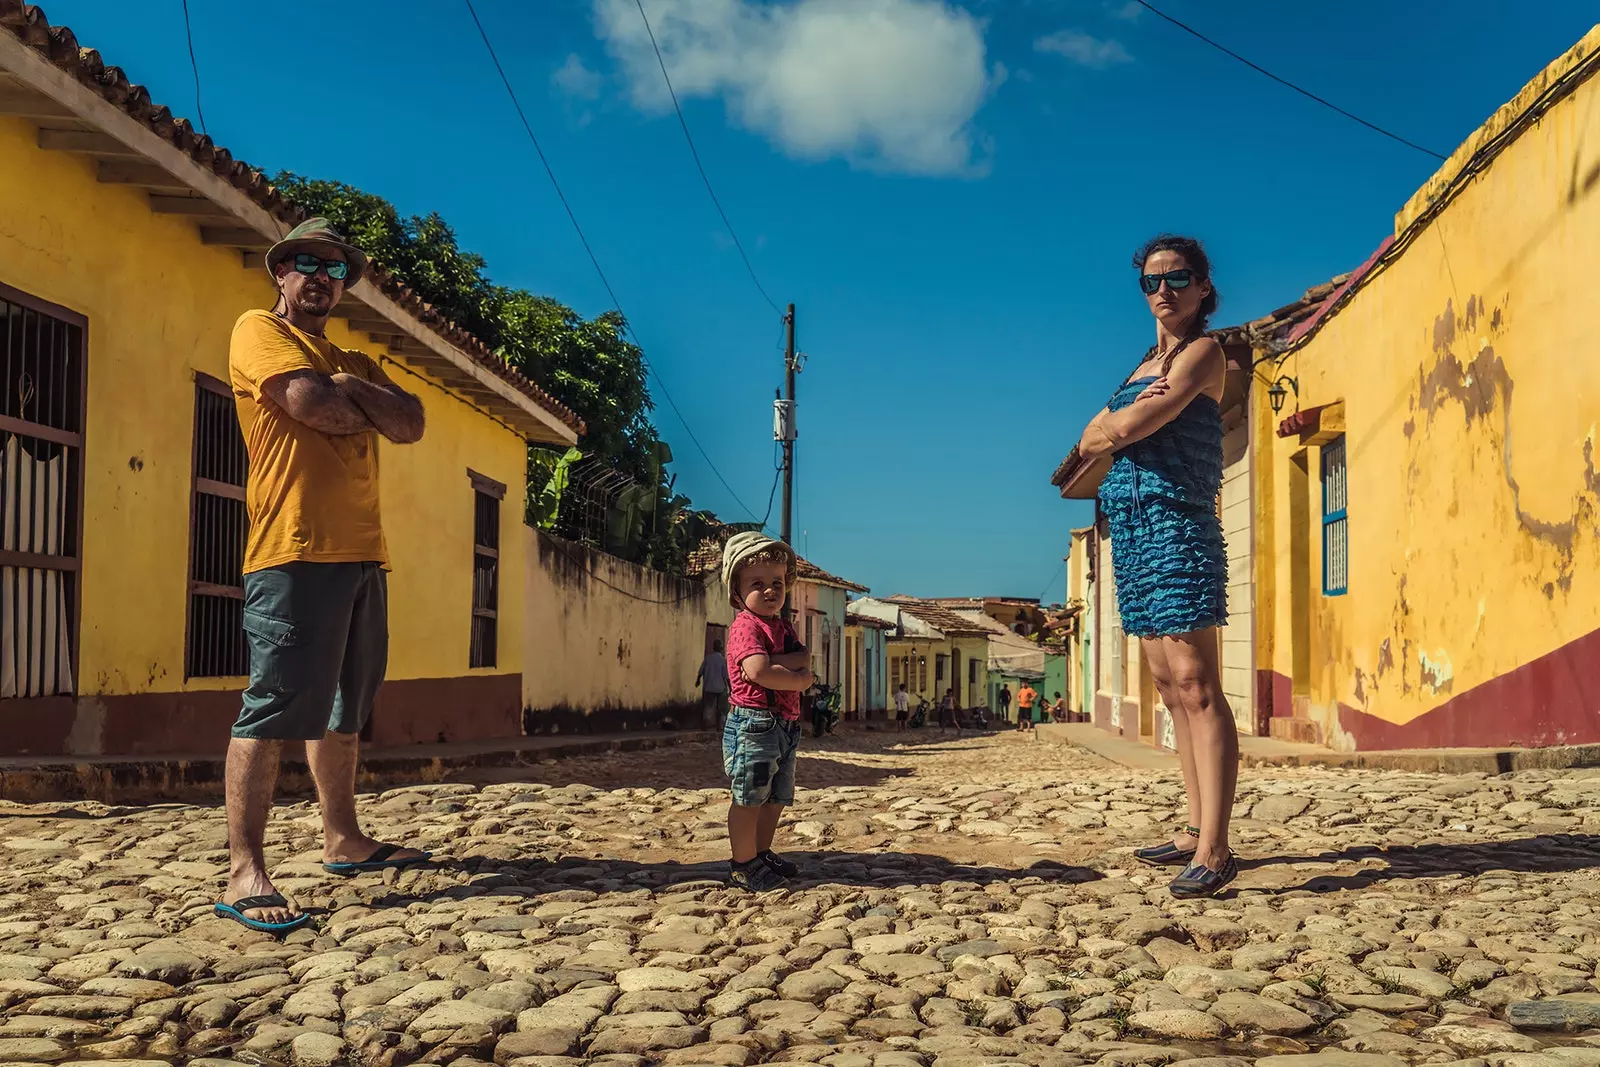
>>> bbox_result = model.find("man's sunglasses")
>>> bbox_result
[1139,268,1195,294]
[293,253,350,281]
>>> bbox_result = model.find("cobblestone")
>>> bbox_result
[3,729,1600,1065]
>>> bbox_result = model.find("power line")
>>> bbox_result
[179,0,207,137]
[1037,559,1066,603]
[1131,0,1447,162]
[633,0,782,314]
[462,0,760,520]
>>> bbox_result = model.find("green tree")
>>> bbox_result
[272,173,707,572]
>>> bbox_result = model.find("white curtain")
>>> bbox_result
[1,434,74,698]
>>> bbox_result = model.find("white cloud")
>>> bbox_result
[553,53,603,99]
[1108,1,1142,21]
[593,0,1000,176]
[1034,28,1131,68]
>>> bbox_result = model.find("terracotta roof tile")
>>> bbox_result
[683,523,867,592]
[794,557,868,594]
[0,0,583,436]
[884,597,996,638]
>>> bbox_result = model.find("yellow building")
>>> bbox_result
[0,15,580,756]
[1252,26,1600,750]
[861,597,991,710]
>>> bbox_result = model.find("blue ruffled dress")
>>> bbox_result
[1097,376,1228,637]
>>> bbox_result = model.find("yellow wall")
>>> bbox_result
[0,116,527,696]
[522,529,708,725]
[1255,28,1600,748]
[886,634,987,707]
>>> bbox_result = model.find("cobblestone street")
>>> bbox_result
[4,728,1600,1067]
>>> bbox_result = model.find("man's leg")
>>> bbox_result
[314,565,423,865]
[224,563,345,922]
[224,737,293,923]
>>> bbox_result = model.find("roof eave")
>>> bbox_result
[0,19,580,446]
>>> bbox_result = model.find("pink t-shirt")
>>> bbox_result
[726,611,802,720]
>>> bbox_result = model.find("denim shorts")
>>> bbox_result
[722,707,800,806]
[232,562,388,740]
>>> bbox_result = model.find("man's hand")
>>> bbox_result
[332,373,425,444]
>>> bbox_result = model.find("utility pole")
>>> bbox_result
[780,303,797,546]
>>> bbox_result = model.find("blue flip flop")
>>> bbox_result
[213,893,311,933]
[323,842,431,876]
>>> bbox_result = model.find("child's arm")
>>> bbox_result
[770,648,811,671]
[740,652,814,692]
[770,626,809,671]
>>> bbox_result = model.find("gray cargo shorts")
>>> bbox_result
[231,561,388,740]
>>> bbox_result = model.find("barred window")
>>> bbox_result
[187,375,248,678]
[1322,436,1348,596]
[469,470,505,669]
[1,284,85,698]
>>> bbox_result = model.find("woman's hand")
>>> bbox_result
[1136,377,1171,403]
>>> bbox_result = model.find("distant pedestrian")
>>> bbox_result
[721,533,813,892]
[218,219,429,934]
[1069,233,1237,898]
[1051,692,1068,722]
[1016,682,1038,731]
[998,684,1012,723]
[894,684,910,732]
[696,639,730,727]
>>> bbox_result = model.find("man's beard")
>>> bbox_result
[297,290,333,314]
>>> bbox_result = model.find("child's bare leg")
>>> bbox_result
[756,802,784,854]
[728,804,762,863]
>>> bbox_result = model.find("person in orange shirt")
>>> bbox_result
[1015,682,1038,731]
[216,219,427,933]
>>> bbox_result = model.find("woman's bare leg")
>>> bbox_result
[1142,638,1199,852]
[1155,629,1237,869]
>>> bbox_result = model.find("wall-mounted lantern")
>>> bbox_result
[1268,376,1299,415]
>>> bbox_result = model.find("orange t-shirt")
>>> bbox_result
[229,310,390,573]
[1017,686,1038,709]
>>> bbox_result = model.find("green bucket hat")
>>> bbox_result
[265,217,369,287]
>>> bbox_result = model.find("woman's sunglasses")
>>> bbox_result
[293,253,350,281]
[1139,268,1195,294]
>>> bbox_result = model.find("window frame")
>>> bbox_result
[0,280,88,699]
[468,469,505,669]
[184,372,250,679]
[1321,436,1349,597]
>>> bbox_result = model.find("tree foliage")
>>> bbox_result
[273,172,713,573]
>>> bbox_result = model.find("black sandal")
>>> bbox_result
[1169,851,1238,898]
[1134,825,1199,867]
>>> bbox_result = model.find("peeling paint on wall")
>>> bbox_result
[1412,297,1590,596]
[1418,648,1455,695]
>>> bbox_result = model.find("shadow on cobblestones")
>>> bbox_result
[1253,833,1600,893]
[355,851,1104,911]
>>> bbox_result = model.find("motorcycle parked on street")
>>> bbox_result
[807,682,841,738]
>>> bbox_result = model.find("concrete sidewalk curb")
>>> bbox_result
[0,730,715,804]
[1035,722,1600,775]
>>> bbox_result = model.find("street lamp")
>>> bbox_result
[1268,376,1299,415]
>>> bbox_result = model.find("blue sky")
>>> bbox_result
[41,0,1598,600]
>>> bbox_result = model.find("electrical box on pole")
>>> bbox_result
[773,398,796,442]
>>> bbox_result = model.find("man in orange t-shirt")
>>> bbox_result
[218,219,428,933]
[1015,683,1039,732]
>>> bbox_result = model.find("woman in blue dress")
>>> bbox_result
[1074,234,1238,898]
